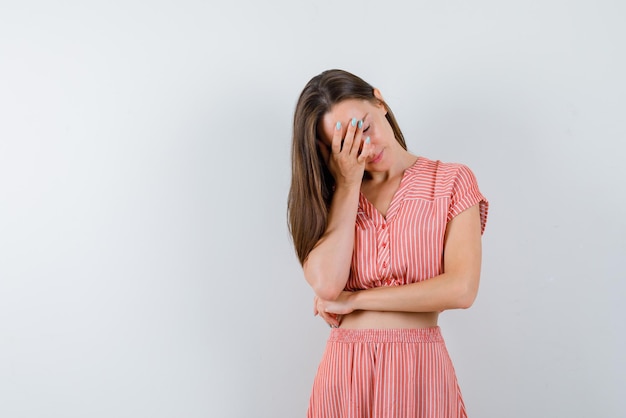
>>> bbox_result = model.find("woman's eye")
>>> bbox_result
[363,125,370,133]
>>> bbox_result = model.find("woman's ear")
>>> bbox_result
[373,88,388,115]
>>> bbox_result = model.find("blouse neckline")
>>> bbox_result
[359,156,423,222]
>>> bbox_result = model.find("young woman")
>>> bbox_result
[288,69,488,417]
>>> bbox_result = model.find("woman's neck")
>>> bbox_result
[365,150,418,184]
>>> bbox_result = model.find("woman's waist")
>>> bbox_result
[339,310,439,329]
[329,326,443,343]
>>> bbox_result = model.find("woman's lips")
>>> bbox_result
[369,150,383,164]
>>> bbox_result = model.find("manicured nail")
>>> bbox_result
[336,121,341,130]
[365,136,371,144]
[351,118,357,127]
[358,120,363,129]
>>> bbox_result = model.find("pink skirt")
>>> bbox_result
[307,327,467,418]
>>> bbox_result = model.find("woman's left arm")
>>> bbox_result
[321,204,483,315]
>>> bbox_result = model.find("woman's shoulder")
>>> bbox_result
[404,155,488,232]
[404,156,484,199]
[407,156,474,182]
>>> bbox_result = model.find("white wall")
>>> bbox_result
[1,1,624,417]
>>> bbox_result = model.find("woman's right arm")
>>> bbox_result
[303,118,372,301]
[303,182,361,301]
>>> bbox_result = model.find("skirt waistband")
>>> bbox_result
[328,326,443,343]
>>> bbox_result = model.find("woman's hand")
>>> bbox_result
[318,118,373,188]
[313,291,357,327]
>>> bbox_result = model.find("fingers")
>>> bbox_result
[320,311,340,328]
[314,296,340,328]
[332,118,364,156]
[357,136,372,164]
[350,119,365,155]
[342,118,359,156]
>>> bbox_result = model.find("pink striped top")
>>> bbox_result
[346,157,488,291]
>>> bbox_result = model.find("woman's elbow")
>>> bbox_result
[314,283,343,301]
[454,277,479,309]
[303,264,344,301]
[308,274,343,300]
[456,292,477,309]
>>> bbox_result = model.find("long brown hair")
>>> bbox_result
[287,69,407,264]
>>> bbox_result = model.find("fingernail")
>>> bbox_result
[358,120,363,129]
[351,118,357,127]
[336,121,341,130]
[365,136,371,144]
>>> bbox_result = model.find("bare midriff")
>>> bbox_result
[339,310,439,329]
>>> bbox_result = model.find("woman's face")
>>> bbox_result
[317,97,397,171]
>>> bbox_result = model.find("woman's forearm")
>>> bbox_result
[351,271,480,313]
[303,183,361,300]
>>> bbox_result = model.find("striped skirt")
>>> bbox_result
[307,327,467,418]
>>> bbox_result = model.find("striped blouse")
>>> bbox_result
[346,157,488,291]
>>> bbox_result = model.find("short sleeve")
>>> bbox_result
[447,164,489,234]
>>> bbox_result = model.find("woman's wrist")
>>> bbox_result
[348,289,362,311]
[334,180,362,193]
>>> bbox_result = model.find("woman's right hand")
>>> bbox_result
[313,295,342,328]
[305,119,372,302]
[319,118,373,188]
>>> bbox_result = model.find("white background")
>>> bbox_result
[1,1,625,417]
